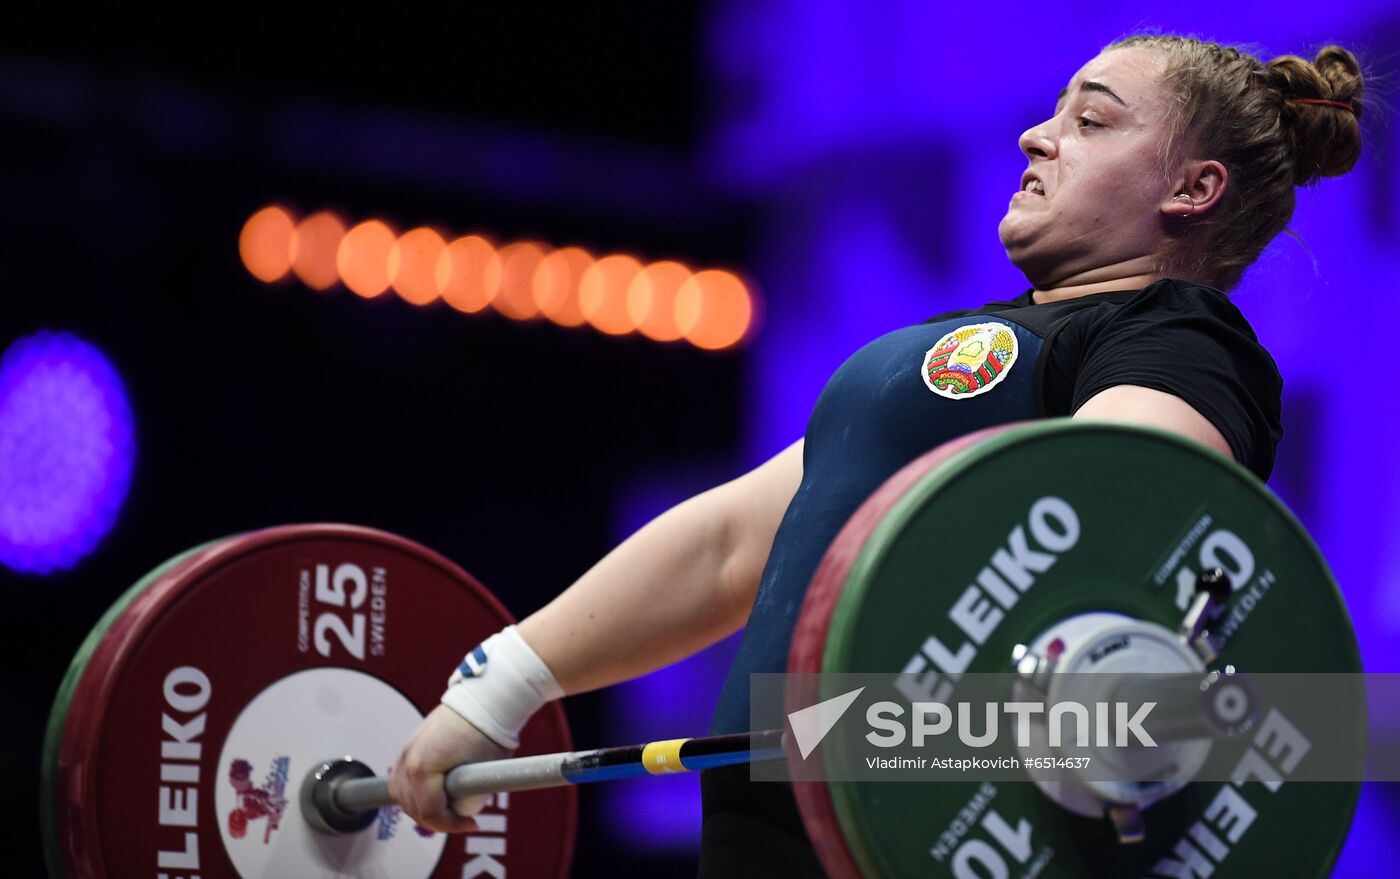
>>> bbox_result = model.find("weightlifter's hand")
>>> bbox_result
[390,704,511,834]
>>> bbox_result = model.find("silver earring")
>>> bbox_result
[1173,194,1193,203]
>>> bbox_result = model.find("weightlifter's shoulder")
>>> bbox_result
[1111,278,1260,330]
[1072,278,1285,481]
[1088,279,1281,381]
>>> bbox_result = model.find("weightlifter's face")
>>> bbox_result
[999,47,1179,287]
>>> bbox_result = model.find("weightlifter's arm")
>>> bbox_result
[392,438,804,832]
[519,437,805,694]
[1074,385,1234,458]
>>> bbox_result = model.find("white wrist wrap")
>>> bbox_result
[440,626,562,749]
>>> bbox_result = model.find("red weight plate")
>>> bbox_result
[786,426,1015,879]
[51,524,575,879]
[44,540,227,878]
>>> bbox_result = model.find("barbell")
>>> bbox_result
[42,421,1364,878]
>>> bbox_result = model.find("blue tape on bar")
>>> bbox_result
[678,751,749,771]
[562,762,652,784]
[681,746,783,772]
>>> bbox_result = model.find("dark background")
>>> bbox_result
[8,7,1400,877]
[4,11,741,877]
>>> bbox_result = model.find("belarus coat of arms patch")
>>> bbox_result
[922,322,1019,400]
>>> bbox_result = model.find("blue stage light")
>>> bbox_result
[0,331,135,575]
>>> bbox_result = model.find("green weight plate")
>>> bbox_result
[794,420,1362,878]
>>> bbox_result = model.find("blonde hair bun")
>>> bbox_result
[1269,46,1364,184]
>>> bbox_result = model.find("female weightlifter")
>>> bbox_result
[389,34,1366,876]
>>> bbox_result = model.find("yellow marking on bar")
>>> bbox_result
[641,738,691,774]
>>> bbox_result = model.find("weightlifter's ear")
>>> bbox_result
[1161,160,1228,218]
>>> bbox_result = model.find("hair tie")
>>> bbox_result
[1292,98,1357,115]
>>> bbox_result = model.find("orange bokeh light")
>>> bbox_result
[494,242,547,321]
[532,247,594,328]
[627,260,693,343]
[436,235,502,314]
[239,206,296,283]
[675,270,754,350]
[290,211,348,291]
[337,220,397,299]
[579,255,644,335]
[276,206,756,348]
[389,227,448,306]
